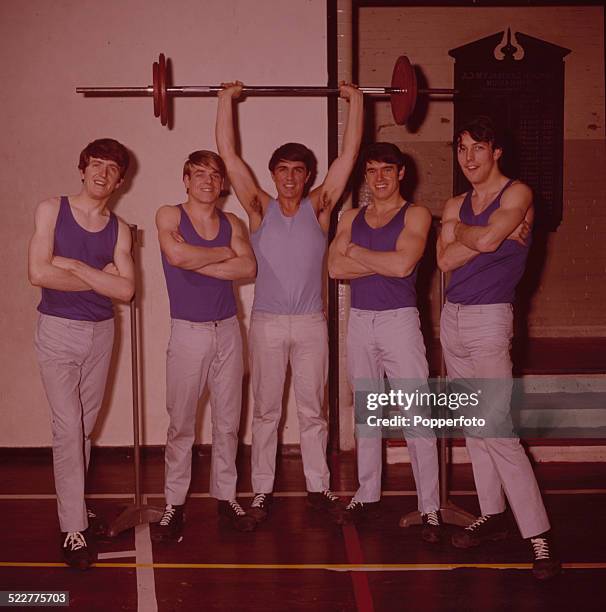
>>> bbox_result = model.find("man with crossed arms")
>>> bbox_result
[437,116,560,579]
[29,138,135,569]
[153,150,257,540]
[329,142,441,541]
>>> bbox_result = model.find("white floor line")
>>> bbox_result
[0,494,134,500]
[98,550,137,560]
[382,491,423,497]
[543,488,606,495]
[1,489,605,503]
[135,495,158,612]
[0,494,57,500]
[86,493,136,499]
[141,489,606,497]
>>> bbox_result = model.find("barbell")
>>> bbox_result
[76,53,456,127]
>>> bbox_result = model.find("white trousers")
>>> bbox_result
[35,314,114,532]
[347,307,439,512]
[164,316,243,504]
[440,302,550,538]
[250,312,330,493]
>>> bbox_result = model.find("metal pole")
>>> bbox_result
[438,267,448,505]
[400,220,475,529]
[435,262,475,526]
[129,225,141,508]
[107,225,164,537]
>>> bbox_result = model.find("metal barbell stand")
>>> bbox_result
[107,225,164,537]
[399,227,476,530]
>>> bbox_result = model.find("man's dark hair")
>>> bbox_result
[454,116,504,151]
[78,138,130,179]
[360,142,405,172]
[268,142,317,176]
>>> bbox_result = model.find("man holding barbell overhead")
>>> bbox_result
[216,81,363,523]
[328,142,441,541]
[437,116,560,579]
[153,151,257,540]
[28,138,135,570]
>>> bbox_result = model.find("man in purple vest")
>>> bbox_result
[328,142,441,542]
[153,150,257,540]
[28,139,135,569]
[216,82,363,523]
[437,116,560,579]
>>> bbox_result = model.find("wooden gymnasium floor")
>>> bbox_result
[1,448,606,612]
[2,338,605,610]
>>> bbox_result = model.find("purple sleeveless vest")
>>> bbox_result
[161,205,237,322]
[350,203,418,310]
[38,196,117,321]
[251,198,325,314]
[446,179,530,305]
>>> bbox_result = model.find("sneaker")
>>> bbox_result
[218,500,257,532]
[61,530,94,570]
[530,533,561,580]
[307,490,345,524]
[421,510,443,544]
[248,492,273,523]
[151,504,184,543]
[343,499,380,523]
[86,507,108,538]
[451,512,509,548]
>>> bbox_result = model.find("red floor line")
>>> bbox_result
[342,522,375,612]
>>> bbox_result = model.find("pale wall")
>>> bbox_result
[0,0,328,446]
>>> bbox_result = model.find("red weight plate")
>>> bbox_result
[390,55,417,125]
[153,61,160,118]
[158,53,168,126]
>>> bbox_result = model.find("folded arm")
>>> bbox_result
[156,205,235,270]
[28,199,133,301]
[196,213,257,280]
[436,196,480,272]
[437,183,533,272]
[328,209,376,280]
[346,205,431,278]
[53,219,135,302]
[454,182,533,252]
[28,199,92,291]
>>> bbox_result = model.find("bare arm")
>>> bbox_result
[436,196,480,272]
[197,213,256,280]
[437,186,533,272]
[28,198,93,291]
[215,82,270,231]
[346,205,431,278]
[328,209,374,280]
[53,219,135,302]
[312,84,364,229]
[156,205,234,270]
[454,182,533,252]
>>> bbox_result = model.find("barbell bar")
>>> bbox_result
[76,53,456,127]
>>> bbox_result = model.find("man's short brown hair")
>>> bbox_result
[454,116,504,151]
[183,150,226,180]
